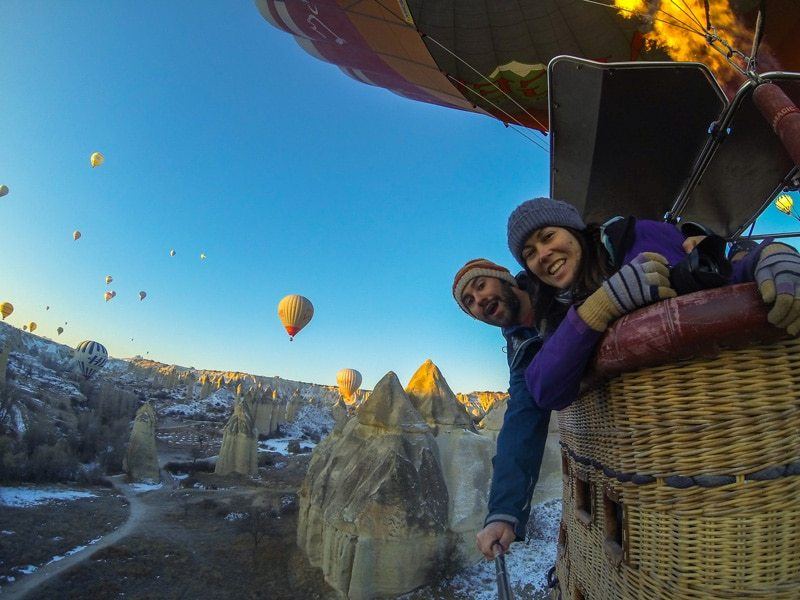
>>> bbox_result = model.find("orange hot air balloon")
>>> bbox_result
[0,302,13,320]
[336,368,362,403]
[277,295,314,341]
[28,322,37,333]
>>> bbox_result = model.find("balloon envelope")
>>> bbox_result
[277,295,314,340]
[336,368,362,402]
[776,194,794,216]
[57,327,64,335]
[139,291,147,301]
[0,185,8,197]
[200,252,207,260]
[169,249,176,256]
[0,302,13,320]
[22,325,27,331]
[90,152,104,168]
[257,0,800,131]
[104,291,114,302]
[75,340,108,379]
[105,275,113,284]
[73,230,81,241]
[28,322,36,333]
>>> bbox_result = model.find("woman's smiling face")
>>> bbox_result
[521,227,583,289]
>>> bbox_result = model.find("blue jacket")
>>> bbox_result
[484,317,550,540]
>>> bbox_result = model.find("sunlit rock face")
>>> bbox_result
[478,396,508,443]
[298,371,457,600]
[405,360,493,557]
[298,362,495,599]
[245,388,274,437]
[123,402,160,482]
[214,401,258,477]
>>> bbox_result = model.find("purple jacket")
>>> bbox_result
[524,220,763,411]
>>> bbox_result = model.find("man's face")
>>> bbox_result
[461,276,520,328]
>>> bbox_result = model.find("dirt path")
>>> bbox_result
[2,476,160,600]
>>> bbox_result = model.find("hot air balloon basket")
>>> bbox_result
[551,336,800,599]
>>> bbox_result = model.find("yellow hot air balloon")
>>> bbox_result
[336,368,362,403]
[73,230,81,241]
[105,275,113,285]
[776,194,795,217]
[57,326,64,336]
[0,302,13,320]
[139,291,147,301]
[90,152,104,168]
[0,185,9,197]
[28,322,37,333]
[277,295,314,341]
[169,249,176,257]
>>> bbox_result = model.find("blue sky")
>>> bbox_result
[0,2,796,393]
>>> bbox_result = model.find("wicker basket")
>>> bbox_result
[553,285,800,599]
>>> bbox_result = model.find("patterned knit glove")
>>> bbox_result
[755,243,800,335]
[578,253,676,331]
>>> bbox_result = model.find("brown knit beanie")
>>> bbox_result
[452,258,517,315]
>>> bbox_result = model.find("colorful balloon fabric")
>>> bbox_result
[776,194,794,216]
[28,322,37,333]
[105,275,113,284]
[74,340,108,379]
[277,294,314,341]
[73,230,81,241]
[336,368,362,401]
[256,0,800,132]
[90,152,104,168]
[104,291,116,302]
[0,185,8,197]
[0,302,13,320]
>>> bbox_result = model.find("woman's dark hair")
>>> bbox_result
[530,224,613,336]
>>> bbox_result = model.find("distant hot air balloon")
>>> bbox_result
[90,152,104,168]
[74,340,108,379]
[105,275,113,285]
[46,305,49,310]
[104,291,115,302]
[28,322,37,333]
[0,185,9,197]
[775,194,795,217]
[73,230,81,241]
[57,326,64,336]
[22,325,27,331]
[0,302,13,320]
[277,295,314,341]
[169,249,176,257]
[336,368,362,402]
[138,291,147,301]
[200,252,207,260]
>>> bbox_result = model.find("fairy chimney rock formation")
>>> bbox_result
[123,402,160,482]
[406,360,473,431]
[479,396,508,443]
[247,388,273,437]
[405,360,493,548]
[214,401,258,477]
[298,371,456,599]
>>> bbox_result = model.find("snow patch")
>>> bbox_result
[0,487,97,508]
[224,512,246,521]
[129,482,163,493]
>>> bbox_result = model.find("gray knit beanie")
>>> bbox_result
[507,198,585,267]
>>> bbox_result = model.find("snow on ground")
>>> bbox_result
[402,499,561,600]
[46,536,102,565]
[162,388,235,419]
[0,487,97,508]
[128,482,163,493]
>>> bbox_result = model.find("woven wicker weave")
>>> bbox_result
[553,289,800,599]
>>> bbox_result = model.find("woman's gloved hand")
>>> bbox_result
[755,243,800,335]
[578,252,677,331]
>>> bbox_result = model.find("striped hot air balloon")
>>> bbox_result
[0,302,13,320]
[277,294,314,341]
[336,368,362,403]
[74,340,108,379]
